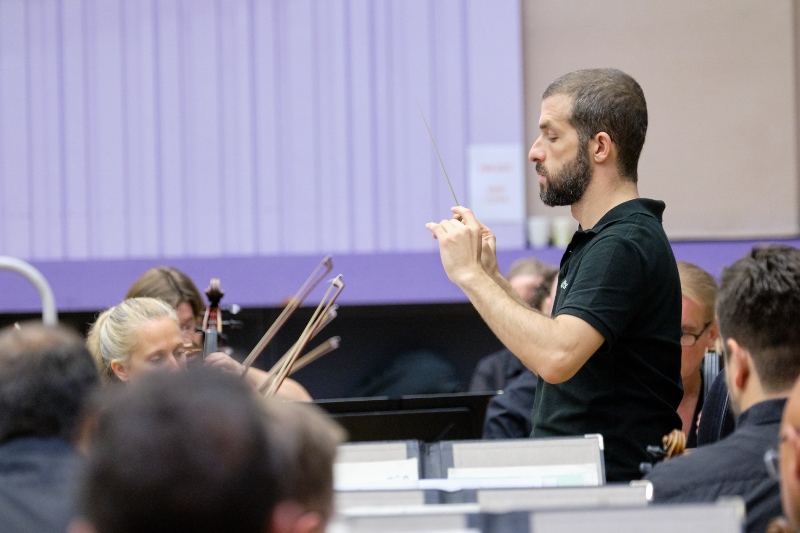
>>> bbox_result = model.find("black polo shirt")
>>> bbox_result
[531,198,683,482]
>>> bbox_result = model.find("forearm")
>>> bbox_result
[244,366,312,401]
[243,365,269,387]
[457,270,586,383]
[491,271,530,308]
[425,206,598,381]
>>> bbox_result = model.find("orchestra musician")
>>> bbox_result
[426,68,683,481]
[675,261,720,448]
[125,267,311,401]
[86,297,309,401]
[0,324,99,533]
[86,298,187,383]
[125,267,206,358]
[644,245,800,533]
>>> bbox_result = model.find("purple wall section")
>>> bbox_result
[0,0,525,265]
[3,238,800,313]
[6,1,788,315]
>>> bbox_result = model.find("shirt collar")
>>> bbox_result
[577,198,666,235]
[736,397,788,428]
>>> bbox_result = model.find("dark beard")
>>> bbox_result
[537,143,591,207]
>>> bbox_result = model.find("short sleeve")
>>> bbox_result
[556,234,646,347]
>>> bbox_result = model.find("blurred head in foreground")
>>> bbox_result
[0,323,99,445]
[71,369,343,533]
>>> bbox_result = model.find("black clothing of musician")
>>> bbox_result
[0,437,82,533]
[483,368,537,439]
[531,198,683,482]
[644,398,784,533]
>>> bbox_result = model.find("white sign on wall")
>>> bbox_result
[467,144,526,223]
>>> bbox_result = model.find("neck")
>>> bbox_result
[571,173,639,230]
[735,369,790,413]
[682,369,702,397]
[737,388,789,414]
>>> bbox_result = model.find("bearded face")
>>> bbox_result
[537,140,592,207]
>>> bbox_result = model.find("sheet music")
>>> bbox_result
[447,463,599,487]
[334,458,420,487]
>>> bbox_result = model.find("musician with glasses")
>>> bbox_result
[124,267,312,400]
[676,261,720,448]
[86,296,311,401]
[645,245,800,533]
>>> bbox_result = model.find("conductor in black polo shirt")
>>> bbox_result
[426,68,682,481]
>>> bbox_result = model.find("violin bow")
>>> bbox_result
[264,275,345,398]
[263,306,337,376]
[256,336,341,395]
[239,255,333,377]
[287,336,340,375]
[256,306,339,394]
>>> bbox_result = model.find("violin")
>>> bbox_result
[199,258,343,397]
[202,279,224,359]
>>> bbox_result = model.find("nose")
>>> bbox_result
[165,354,182,373]
[529,136,544,163]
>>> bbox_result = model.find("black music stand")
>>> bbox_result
[314,391,496,443]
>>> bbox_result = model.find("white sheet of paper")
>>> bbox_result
[467,144,525,223]
[334,458,420,487]
[447,463,599,487]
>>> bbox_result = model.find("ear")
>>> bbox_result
[706,319,720,350]
[270,502,325,533]
[292,512,324,533]
[793,437,800,481]
[726,338,751,391]
[72,413,98,456]
[110,360,130,382]
[67,518,98,533]
[590,132,613,164]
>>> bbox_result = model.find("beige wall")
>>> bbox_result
[522,0,799,239]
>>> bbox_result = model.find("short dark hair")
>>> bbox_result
[543,68,647,182]
[717,245,800,392]
[0,324,99,444]
[261,401,345,519]
[81,370,278,533]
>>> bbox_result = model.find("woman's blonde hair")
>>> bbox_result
[677,261,718,323]
[87,297,178,384]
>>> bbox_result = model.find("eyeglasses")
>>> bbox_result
[680,321,713,347]
[765,448,780,480]
[764,427,800,480]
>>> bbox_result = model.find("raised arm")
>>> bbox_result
[473,212,532,308]
[426,207,604,383]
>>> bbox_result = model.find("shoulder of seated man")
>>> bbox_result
[646,442,775,500]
